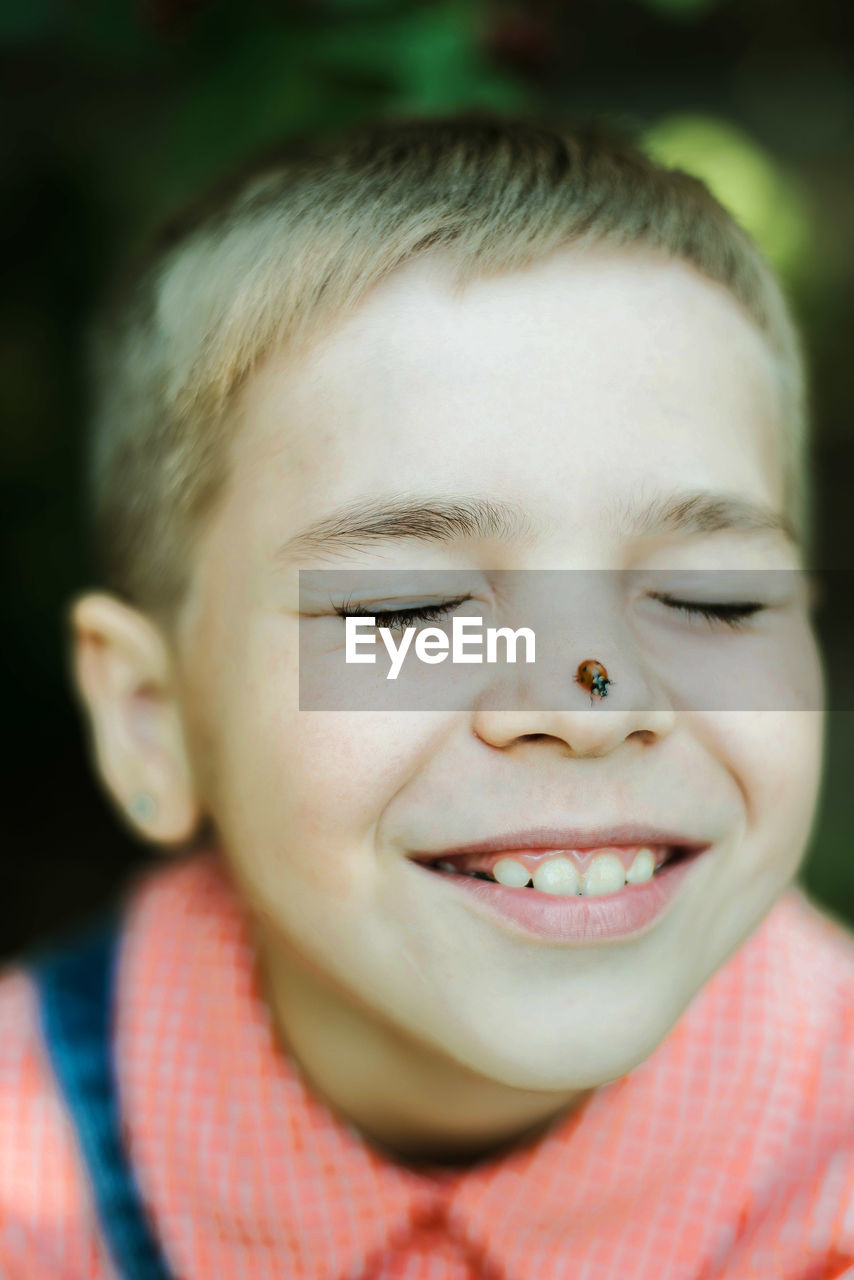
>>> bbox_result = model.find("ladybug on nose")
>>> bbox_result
[575,659,612,699]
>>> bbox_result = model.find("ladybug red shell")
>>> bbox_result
[575,659,612,698]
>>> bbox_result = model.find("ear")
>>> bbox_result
[65,591,204,848]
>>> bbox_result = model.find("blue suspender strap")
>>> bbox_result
[29,912,175,1280]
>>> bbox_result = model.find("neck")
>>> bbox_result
[251,922,591,1168]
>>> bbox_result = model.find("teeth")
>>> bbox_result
[493,857,533,888]
[581,853,626,896]
[625,846,656,884]
[532,857,581,896]
[432,845,667,893]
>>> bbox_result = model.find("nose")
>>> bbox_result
[471,649,677,759]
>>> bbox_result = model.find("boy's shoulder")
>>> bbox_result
[738,881,854,1072]
[686,884,854,1272]
[699,879,854,1159]
[0,959,113,1279]
[766,881,854,1014]
[0,852,223,1279]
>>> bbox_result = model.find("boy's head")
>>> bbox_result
[85,114,812,631]
[70,115,824,1143]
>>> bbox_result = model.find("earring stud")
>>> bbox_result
[128,791,158,822]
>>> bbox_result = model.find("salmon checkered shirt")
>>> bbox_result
[1,848,853,1279]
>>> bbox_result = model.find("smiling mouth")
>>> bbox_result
[411,845,699,897]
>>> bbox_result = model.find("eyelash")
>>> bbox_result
[334,594,766,631]
[334,596,473,632]
[648,594,764,630]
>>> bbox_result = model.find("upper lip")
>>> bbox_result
[411,823,712,860]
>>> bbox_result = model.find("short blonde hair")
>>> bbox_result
[85,113,811,634]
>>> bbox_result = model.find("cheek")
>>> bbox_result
[215,637,441,898]
[271,716,416,835]
[712,709,824,870]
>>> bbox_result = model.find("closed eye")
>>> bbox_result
[651,594,766,630]
[334,596,473,631]
[333,593,766,633]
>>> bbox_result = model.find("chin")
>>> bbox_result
[438,1016,669,1094]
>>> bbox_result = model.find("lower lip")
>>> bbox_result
[410,848,710,944]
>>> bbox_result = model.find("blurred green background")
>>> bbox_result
[2,0,853,958]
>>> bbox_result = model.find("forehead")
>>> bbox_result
[227,242,789,560]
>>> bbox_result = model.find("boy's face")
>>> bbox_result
[173,243,823,1090]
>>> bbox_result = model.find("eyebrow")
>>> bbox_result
[274,489,796,563]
